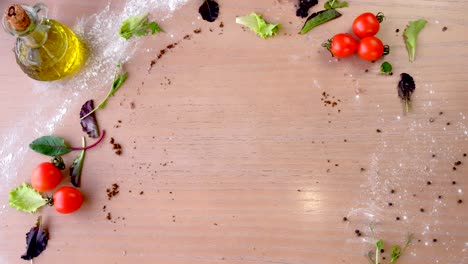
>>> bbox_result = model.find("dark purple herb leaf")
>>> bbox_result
[21,216,48,261]
[199,0,219,22]
[296,0,319,18]
[70,137,86,187]
[80,100,100,138]
[398,73,416,112]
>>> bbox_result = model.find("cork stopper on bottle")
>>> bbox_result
[4,4,31,31]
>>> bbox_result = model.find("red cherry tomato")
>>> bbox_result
[31,162,62,192]
[352,12,381,39]
[53,187,83,214]
[329,33,358,58]
[357,36,384,61]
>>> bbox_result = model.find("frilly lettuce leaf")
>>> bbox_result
[404,19,427,62]
[236,13,281,39]
[9,183,47,213]
[119,14,163,40]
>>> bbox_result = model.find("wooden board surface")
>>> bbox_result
[0,0,468,263]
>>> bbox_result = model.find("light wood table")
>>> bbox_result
[0,0,467,263]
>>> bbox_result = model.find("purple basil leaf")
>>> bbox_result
[80,100,100,138]
[21,216,48,261]
[199,0,219,22]
[296,0,318,18]
[70,138,86,187]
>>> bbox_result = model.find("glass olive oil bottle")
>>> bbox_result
[2,3,86,81]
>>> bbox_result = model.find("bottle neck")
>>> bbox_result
[3,4,49,48]
[19,23,48,48]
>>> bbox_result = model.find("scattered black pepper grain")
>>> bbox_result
[219,21,224,28]
[391,189,395,194]
[464,153,467,157]
[365,69,369,73]
[193,28,201,34]
[396,217,400,221]
[452,181,457,185]
[343,217,348,222]
[420,208,425,212]
[357,232,362,237]
[396,28,400,33]
[360,168,365,172]
[438,195,442,199]
[458,199,463,204]
[442,26,447,32]
[433,238,438,242]
[110,137,115,144]
[453,167,457,171]
[102,205,106,212]
[297,189,301,192]
[106,213,112,220]
[139,191,144,195]
[380,249,385,253]
[376,129,382,133]
[455,161,462,166]
[439,111,444,115]
[432,154,436,158]
[355,229,360,234]
[107,184,120,200]
[388,202,393,206]
[427,181,432,185]
[447,122,451,126]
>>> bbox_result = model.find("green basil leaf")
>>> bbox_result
[380,61,393,74]
[300,9,342,34]
[324,0,349,10]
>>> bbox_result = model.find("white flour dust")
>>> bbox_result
[346,109,468,263]
[0,0,190,203]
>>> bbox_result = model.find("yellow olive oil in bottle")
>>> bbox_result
[3,3,86,81]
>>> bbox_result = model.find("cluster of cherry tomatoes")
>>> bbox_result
[31,160,83,214]
[324,12,389,61]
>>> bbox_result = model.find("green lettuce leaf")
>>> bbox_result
[119,14,163,40]
[236,13,281,39]
[403,19,427,62]
[9,184,47,213]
